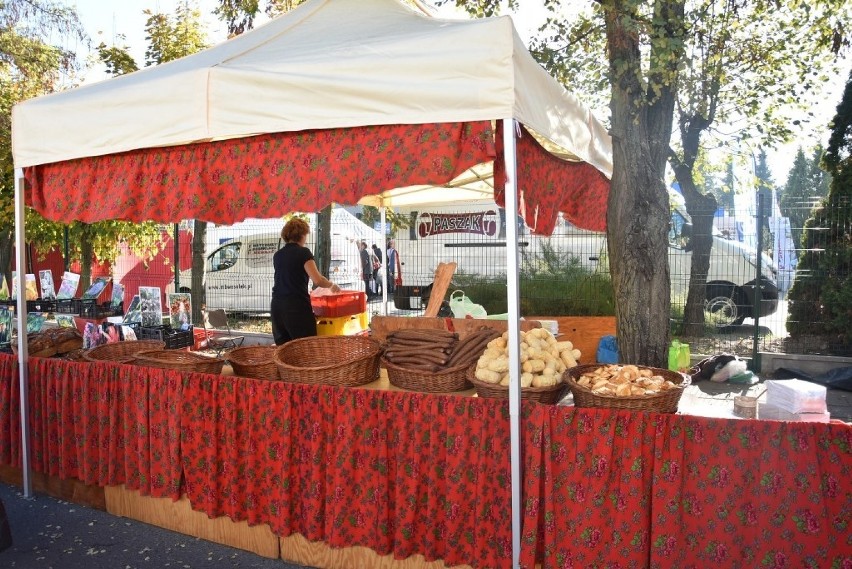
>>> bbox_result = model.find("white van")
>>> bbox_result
[173,210,378,313]
[392,196,778,327]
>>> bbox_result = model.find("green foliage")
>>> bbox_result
[449,243,616,317]
[144,4,208,66]
[214,0,306,37]
[359,206,410,239]
[787,70,852,345]
[780,146,832,246]
[95,38,138,76]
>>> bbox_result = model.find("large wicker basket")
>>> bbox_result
[273,335,382,387]
[465,365,567,404]
[43,327,84,354]
[383,358,472,393]
[227,345,278,380]
[83,340,166,364]
[134,349,226,375]
[564,364,690,414]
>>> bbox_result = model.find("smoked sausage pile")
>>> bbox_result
[383,327,501,372]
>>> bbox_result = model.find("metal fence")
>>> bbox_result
[35,196,845,359]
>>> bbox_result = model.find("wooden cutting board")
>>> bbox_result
[423,261,457,317]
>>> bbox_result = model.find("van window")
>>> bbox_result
[209,243,241,272]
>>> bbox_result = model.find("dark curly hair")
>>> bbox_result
[281,218,310,243]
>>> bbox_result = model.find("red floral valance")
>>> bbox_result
[495,123,610,234]
[24,122,496,224]
[23,121,611,232]
[3,354,848,568]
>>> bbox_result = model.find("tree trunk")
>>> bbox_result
[192,220,207,322]
[314,205,332,281]
[79,227,94,291]
[603,0,683,367]
[673,167,717,336]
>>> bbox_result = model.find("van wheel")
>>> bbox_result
[704,285,746,329]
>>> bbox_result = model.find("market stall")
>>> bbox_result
[8,0,851,568]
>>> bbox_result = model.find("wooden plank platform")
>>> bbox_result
[280,533,473,569]
[104,485,280,559]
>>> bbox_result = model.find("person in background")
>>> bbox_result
[0,321,9,344]
[386,239,402,295]
[271,218,340,345]
[359,241,374,299]
[371,243,383,298]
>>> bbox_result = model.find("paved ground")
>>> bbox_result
[0,483,312,569]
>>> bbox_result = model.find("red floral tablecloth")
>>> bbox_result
[1,353,850,568]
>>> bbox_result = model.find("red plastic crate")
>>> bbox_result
[311,291,367,318]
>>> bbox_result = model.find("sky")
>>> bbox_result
[64,0,848,185]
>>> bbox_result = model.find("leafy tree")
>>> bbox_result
[780,146,832,246]
[144,3,207,65]
[786,69,852,346]
[95,35,138,76]
[214,0,301,37]
[359,206,410,239]
[443,0,682,366]
[0,0,86,290]
[445,0,848,352]
[666,0,847,336]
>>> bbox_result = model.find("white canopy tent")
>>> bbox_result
[11,1,613,566]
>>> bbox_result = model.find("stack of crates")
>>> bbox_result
[311,291,368,336]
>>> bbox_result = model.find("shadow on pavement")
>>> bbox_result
[0,483,313,569]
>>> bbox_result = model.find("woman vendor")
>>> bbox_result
[271,218,340,344]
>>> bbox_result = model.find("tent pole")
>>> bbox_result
[380,206,387,314]
[13,167,33,497]
[502,118,522,569]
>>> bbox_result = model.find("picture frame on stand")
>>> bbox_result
[138,287,163,327]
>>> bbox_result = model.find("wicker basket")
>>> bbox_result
[564,364,690,414]
[133,349,226,375]
[83,340,166,364]
[227,345,278,380]
[383,358,472,393]
[465,365,567,404]
[46,328,84,354]
[273,335,382,387]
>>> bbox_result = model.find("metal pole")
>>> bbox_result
[380,206,387,315]
[751,192,764,371]
[13,168,33,497]
[502,119,522,569]
[173,223,180,290]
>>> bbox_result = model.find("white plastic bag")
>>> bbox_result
[448,290,488,319]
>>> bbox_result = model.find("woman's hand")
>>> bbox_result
[330,283,340,293]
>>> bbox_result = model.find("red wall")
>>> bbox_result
[14,229,193,306]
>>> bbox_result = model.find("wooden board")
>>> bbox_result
[281,533,473,569]
[369,316,449,343]
[104,485,280,559]
[0,465,106,510]
[422,261,457,317]
[527,316,616,364]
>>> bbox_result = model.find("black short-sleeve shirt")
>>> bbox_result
[272,243,314,303]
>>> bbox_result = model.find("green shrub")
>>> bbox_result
[449,254,616,316]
